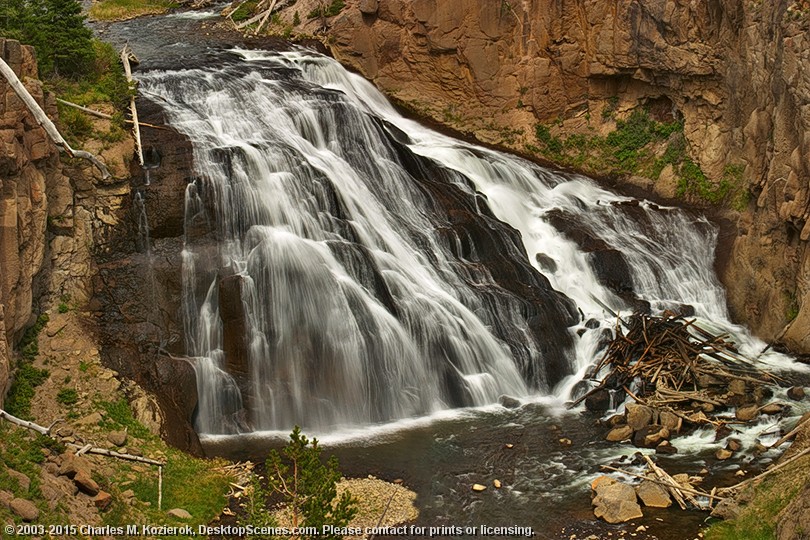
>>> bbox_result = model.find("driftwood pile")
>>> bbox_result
[576,312,779,426]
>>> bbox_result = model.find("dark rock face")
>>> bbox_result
[92,102,202,452]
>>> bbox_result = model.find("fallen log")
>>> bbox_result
[0,57,110,178]
[120,44,144,167]
[56,98,167,130]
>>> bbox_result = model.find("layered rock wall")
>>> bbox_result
[0,39,61,404]
[322,0,810,351]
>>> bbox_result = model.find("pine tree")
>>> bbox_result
[265,426,357,540]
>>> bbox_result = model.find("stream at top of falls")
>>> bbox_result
[100,10,809,539]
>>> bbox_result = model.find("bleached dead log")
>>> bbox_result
[0,57,110,179]
[599,464,727,503]
[65,443,164,466]
[253,0,278,35]
[770,414,810,449]
[120,44,144,167]
[1,407,164,466]
[0,409,53,435]
[235,0,270,28]
[56,98,167,130]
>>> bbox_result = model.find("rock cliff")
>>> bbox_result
[0,39,61,404]
[311,0,810,351]
[0,38,200,450]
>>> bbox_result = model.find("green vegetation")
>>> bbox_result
[704,458,810,540]
[529,107,746,207]
[1,0,130,142]
[230,0,258,21]
[293,10,301,25]
[253,426,357,539]
[5,314,50,419]
[56,387,79,406]
[0,0,94,77]
[308,0,345,18]
[89,0,177,21]
[95,398,231,535]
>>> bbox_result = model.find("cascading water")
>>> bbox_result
[137,48,788,436]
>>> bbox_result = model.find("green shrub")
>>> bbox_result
[262,426,357,539]
[308,0,345,18]
[56,387,79,405]
[5,364,50,419]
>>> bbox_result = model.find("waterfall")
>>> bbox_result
[137,48,777,435]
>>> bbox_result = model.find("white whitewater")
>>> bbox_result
[137,48,797,435]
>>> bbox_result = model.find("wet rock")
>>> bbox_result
[787,386,805,401]
[74,471,100,496]
[10,498,39,521]
[658,410,682,433]
[167,508,192,519]
[591,476,644,524]
[655,441,678,455]
[107,430,127,447]
[559,438,573,446]
[715,448,734,460]
[760,403,784,415]
[606,425,634,442]
[498,395,521,409]
[726,438,743,452]
[471,484,486,492]
[493,479,502,488]
[635,479,672,508]
[626,403,654,430]
[534,253,558,273]
[633,425,668,448]
[736,404,759,421]
[711,499,741,520]
[585,389,611,412]
[94,491,113,511]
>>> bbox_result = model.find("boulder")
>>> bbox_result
[655,441,678,455]
[58,454,92,479]
[711,499,741,520]
[715,448,733,460]
[107,430,128,447]
[358,0,378,15]
[728,379,747,395]
[471,484,486,492]
[606,425,634,442]
[633,425,668,448]
[94,491,113,511]
[736,405,759,422]
[10,498,39,521]
[726,438,743,452]
[626,403,654,430]
[0,489,13,508]
[761,403,784,415]
[168,508,192,519]
[787,386,805,401]
[498,395,521,409]
[73,471,100,496]
[592,477,644,524]
[6,468,31,492]
[585,388,611,412]
[635,480,672,508]
[658,410,682,433]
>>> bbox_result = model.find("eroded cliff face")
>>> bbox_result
[0,40,61,404]
[317,0,810,351]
